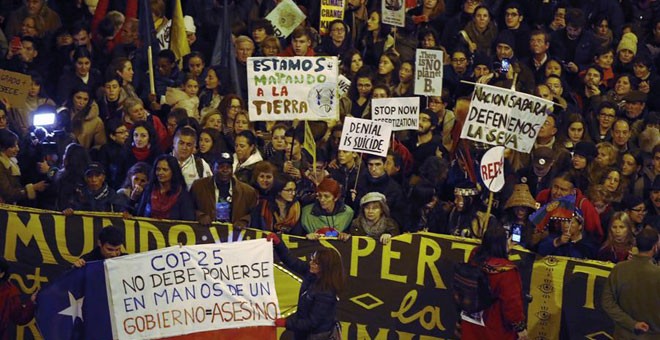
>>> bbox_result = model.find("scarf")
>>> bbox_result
[149,187,181,219]
[353,215,391,238]
[261,200,301,233]
[90,183,111,201]
[463,21,498,55]
[132,146,151,161]
[0,154,21,177]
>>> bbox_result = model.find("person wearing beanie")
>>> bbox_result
[0,257,37,339]
[489,29,536,93]
[301,178,354,240]
[615,32,638,74]
[350,192,400,245]
[502,184,540,250]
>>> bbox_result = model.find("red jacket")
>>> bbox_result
[461,257,526,340]
[278,45,316,57]
[0,281,35,340]
[535,188,604,242]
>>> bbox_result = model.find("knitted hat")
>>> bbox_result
[473,52,493,68]
[622,194,645,210]
[566,8,585,27]
[495,29,515,49]
[617,32,638,55]
[504,184,538,210]
[317,178,341,198]
[573,141,598,162]
[184,16,196,33]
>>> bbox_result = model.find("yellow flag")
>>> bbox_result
[303,121,316,171]
[170,0,190,68]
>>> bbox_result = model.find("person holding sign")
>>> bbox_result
[73,226,125,268]
[270,233,344,339]
[301,178,353,240]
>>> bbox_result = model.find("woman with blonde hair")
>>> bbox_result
[597,212,635,263]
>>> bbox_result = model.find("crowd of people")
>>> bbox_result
[1,0,660,337]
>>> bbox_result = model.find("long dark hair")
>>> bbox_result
[120,161,151,190]
[57,143,90,182]
[473,225,509,264]
[68,84,94,134]
[129,121,161,153]
[149,154,186,195]
[313,247,346,294]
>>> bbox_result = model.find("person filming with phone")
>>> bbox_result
[477,30,535,93]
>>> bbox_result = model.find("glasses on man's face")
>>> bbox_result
[452,58,467,63]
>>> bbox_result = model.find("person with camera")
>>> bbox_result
[477,30,535,93]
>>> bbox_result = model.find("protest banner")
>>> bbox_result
[155,20,172,50]
[0,204,616,340]
[105,240,278,339]
[247,56,339,121]
[337,74,351,97]
[319,0,345,35]
[265,0,306,38]
[0,69,31,108]
[381,0,405,27]
[371,97,420,131]
[460,83,551,153]
[480,146,505,192]
[339,117,392,157]
[414,49,443,96]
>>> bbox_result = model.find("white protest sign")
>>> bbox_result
[460,83,551,153]
[480,146,505,192]
[339,117,392,157]
[414,49,443,96]
[381,0,405,27]
[371,97,420,131]
[247,56,339,121]
[155,20,172,49]
[265,0,306,38]
[105,240,278,340]
[337,74,351,97]
[319,0,345,35]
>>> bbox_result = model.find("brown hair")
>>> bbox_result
[312,247,345,294]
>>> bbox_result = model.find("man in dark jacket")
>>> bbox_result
[73,226,125,267]
[354,155,404,224]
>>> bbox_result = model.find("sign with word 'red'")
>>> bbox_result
[265,0,306,38]
[105,240,278,340]
[381,0,405,27]
[248,56,340,121]
[480,146,505,192]
[319,0,345,35]
[371,97,420,131]
[0,69,31,108]
[339,117,392,157]
[460,83,551,153]
[414,49,443,96]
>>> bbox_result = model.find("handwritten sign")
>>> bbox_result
[381,0,405,27]
[339,117,392,157]
[247,56,339,121]
[371,97,420,131]
[155,20,172,50]
[480,146,505,192]
[414,49,443,96]
[0,70,31,109]
[265,0,306,38]
[105,240,278,340]
[460,83,551,153]
[319,0,345,35]
[337,74,350,97]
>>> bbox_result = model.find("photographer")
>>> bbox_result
[477,30,535,93]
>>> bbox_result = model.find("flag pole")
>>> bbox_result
[353,153,362,191]
[148,46,155,95]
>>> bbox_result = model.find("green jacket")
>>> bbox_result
[601,255,660,339]
[301,202,354,234]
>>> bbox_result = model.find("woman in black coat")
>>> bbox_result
[136,154,195,221]
[271,234,344,339]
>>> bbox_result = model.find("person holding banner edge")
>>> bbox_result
[268,232,344,340]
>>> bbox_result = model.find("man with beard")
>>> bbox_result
[190,152,257,227]
[343,0,368,44]
[446,181,496,239]
[535,172,603,242]
[406,109,445,175]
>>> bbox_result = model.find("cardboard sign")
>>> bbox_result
[247,56,339,121]
[460,83,551,153]
[337,74,350,97]
[371,97,420,131]
[105,240,278,339]
[414,49,443,96]
[479,146,505,192]
[155,20,172,50]
[319,0,345,35]
[265,0,306,38]
[0,70,31,109]
[338,117,392,157]
[381,0,405,27]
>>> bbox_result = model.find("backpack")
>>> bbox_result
[452,261,495,314]
[194,157,205,179]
